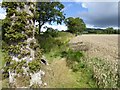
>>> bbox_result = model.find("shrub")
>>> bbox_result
[72,64,80,72]
[37,34,63,53]
[61,49,84,70]
[62,49,84,62]
[44,27,59,37]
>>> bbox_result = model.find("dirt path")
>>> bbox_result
[69,34,118,62]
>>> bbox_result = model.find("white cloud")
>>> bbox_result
[81,3,87,8]
[41,23,67,32]
[86,24,95,28]
[77,2,118,28]
[0,12,6,19]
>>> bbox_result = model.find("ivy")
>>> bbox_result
[18,54,22,59]
[5,32,27,43]
[25,29,33,37]
[28,60,41,73]
[29,6,34,13]
[26,15,34,20]
[2,2,18,10]
[30,41,39,50]
[6,8,16,17]
[16,68,24,74]
[8,45,21,54]
[19,2,25,9]
[35,47,42,61]
[2,2,43,83]
[4,53,12,66]
[21,49,30,57]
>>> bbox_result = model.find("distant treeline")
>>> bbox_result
[83,27,120,34]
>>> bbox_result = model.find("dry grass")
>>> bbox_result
[15,75,30,87]
[41,58,77,88]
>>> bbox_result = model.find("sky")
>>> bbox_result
[62,2,118,29]
[0,0,119,31]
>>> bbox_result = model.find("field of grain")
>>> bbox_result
[69,34,119,88]
[70,34,118,62]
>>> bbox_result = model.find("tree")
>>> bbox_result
[104,27,114,34]
[36,2,65,34]
[65,17,86,34]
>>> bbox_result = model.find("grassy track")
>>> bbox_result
[38,32,97,88]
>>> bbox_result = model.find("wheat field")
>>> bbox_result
[69,34,119,88]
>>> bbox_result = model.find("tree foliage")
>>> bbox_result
[35,2,65,34]
[65,17,86,34]
[104,27,115,34]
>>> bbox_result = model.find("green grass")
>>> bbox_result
[0,48,10,88]
[71,71,97,88]
[0,49,9,88]
[0,49,5,69]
